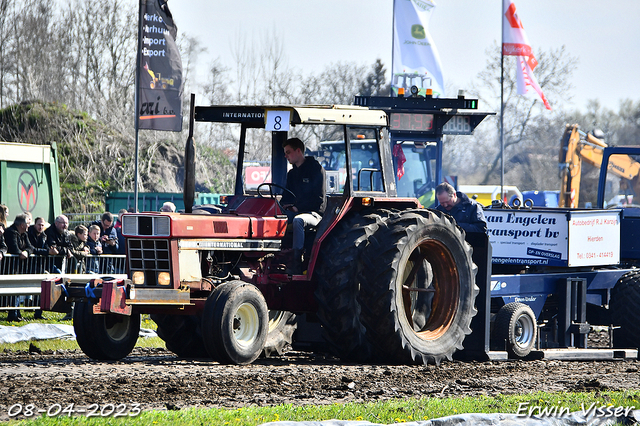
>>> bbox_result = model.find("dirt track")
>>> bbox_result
[1,330,639,422]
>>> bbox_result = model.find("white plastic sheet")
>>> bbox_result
[259,409,640,426]
[0,323,156,344]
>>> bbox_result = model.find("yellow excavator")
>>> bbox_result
[559,124,640,207]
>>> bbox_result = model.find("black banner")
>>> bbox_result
[137,0,183,131]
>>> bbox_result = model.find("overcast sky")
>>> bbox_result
[169,0,640,112]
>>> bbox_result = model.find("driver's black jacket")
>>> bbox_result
[281,156,326,215]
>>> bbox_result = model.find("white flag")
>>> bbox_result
[502,0,551,110]
[392,0,444,97]
[516,56,551,110]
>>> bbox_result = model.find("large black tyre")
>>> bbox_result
[262,310,297,357]
[491,302,537,358]
[610,271,640,349]
[151,313,208,358]
[73,301,140,360]
[358,209,478,365]
[314,210,391,361]
[201,281,268,365]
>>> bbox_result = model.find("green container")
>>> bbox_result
[0,141,62,224]
[105,192,223,213]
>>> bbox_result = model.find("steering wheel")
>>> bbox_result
[257,183,296,201]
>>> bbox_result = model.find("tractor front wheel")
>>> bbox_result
[151,314,208,358]
[202,281,268,365]
[74,301,140,360]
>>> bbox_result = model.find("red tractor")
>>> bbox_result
[42,94,490,365]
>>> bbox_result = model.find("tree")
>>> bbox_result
[358,59,390,97]
[444,43,578,192]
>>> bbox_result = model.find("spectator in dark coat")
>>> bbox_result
[91,212,118,255]
[45,215,74,272]
[435,182,487,234]
[28,217,52,256]
[5,214,34,321]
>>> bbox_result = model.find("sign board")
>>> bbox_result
[265,110,290,132]
[486,209,620,267]
[245,166,271,190]
[568,210,620,267]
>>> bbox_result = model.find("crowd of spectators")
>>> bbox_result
[0,208,127,321]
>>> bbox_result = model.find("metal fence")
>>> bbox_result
[0,254,126,311]
[66,213,103,232]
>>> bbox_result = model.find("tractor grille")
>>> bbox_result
[123,215,170,236]
[128,239,171,286]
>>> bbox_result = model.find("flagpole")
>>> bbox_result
[390,0,396,96]
[500,0,505,203]
[134,0,144,213]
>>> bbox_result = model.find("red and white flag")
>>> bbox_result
[502,0,551,110]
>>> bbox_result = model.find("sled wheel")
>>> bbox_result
[262,310,297,357]
[74,301,140,360]
[151,313,208,358]
[611,271,640,349]
[314,210,392,361]
[358,209,478,365]
[202,281,268,365]
[492,302,537,358]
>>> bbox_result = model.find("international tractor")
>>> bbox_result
[41,91,492,365]
[40,93,640,365]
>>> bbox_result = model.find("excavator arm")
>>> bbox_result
[559,124,640,207]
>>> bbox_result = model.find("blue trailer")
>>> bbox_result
[482,147,640,360]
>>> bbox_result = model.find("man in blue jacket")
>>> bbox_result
[280,137,326,274]
[435,182,487,234]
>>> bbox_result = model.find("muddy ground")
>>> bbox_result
[0,329,639,421]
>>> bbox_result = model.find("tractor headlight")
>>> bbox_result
[132,271,145,285]
[157,272,171,286]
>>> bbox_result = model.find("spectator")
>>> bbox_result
[5,214,35,264]
[435,182,487,234]
[28,217,54,257]
[69,225,90,273]
[5,214,34,321]
[114,209,127,255]
[161,201,176,212]
[27,217,52,319]
[45,215,74,272]
[86,224,103,274]
[0,204,7,264]
[0,204,7,227]
[91,212,118,255]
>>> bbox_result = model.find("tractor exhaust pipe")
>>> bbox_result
[183,93,196,213]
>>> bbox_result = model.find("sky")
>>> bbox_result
[169,0,640,112]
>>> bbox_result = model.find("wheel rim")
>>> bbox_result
[105,315,131,342]
[233,302,260,348]
[514,313,535,348]
[398,241,459,341]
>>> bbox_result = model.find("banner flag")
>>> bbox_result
[516,56,552,110]
[502,0,551,110]
[391,0,444,97]
[137,0,183,131]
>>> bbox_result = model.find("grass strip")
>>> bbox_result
[8,390,640,425]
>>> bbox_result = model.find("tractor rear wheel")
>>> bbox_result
[262,310,297,357]
[202,281,268,365]
[151,314,208,358]
[358,209,478,365]
[74,301,140,360]
[610,271,640,349]
[492,302,537,358]
[314,210,391,361]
